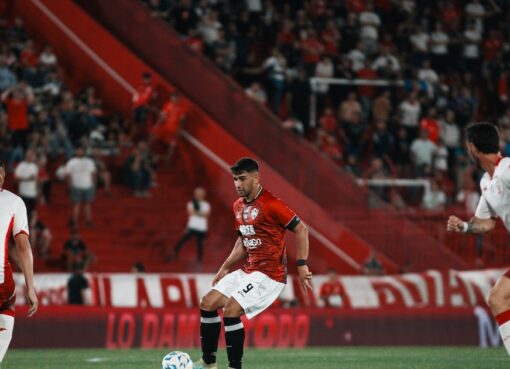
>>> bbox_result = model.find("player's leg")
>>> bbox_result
[487,275,510,355]
[223,298,245,369]
[196,290,228,368]
[0,308,14,363]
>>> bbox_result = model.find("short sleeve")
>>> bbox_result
[88,159,97,173]
[267,199,300,230]
[475,196,497,219]
[13,197,29,237]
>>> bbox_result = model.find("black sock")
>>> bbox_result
[200,309,221,364]
[224,317,245,369]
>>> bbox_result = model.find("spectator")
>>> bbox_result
[91,150,112,196]
[422,180,446,211]
[318,132,342,163]
[440,109,461,174]
[123,142,153,197]
[167,187,210,263]
[346,42,366,73]
[371,46,400,78]
[245,82,267,105]
[339,92,362,124]
[342,112,366,158]
[262,48,287,114]
[398,92,421,139]
[409,25,429,67]
[63,228,95,271]
[344,154,362,178]
[318,107,337,135]
[319,269,346,308]
[359,1,381,56]
[131,261,145,273]
[281,115,304,136]
[418,60,439,98]
[419,107,440,144]
[410,130,438,175]
[429,22,449,73]
[372,120,394,158]
[434,140,449,175]
[14,149,39,221]
[463,20,482,73]
[67,264,90,305]
[132,72,156,136]
[357,59,378,119]
[30,212,51,259]
[372,90,392,123]
[314,56,334,104]
[299,28,324,75]
[152,92,187,161]
[39,44,58,69]
[0,55,16,92]
[364,250,384,275]
[288,68,311,133]
[64,146,97,228]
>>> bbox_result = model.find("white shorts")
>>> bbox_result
[213,270,285,319]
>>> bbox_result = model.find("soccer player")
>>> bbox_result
[447,122,510,355]
[0,161,38,362]
[193,158,312,369]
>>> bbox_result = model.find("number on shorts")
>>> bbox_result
[242,283,254,294]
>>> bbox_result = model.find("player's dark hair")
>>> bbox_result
[230,157,259,174]
[465,122,500,154]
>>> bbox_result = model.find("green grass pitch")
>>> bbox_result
[3,347,509,369]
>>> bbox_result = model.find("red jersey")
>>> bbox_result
[4,98,29,130]
[234,188,300,283]
[132,84,155,108]
[320,281,345,307]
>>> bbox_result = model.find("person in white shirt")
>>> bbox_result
[410,129,437,170]
[429,22,449,73]
[347,42,366,73]
[410,25,429,66]
[65,146,97,228]
[14,149,39,220]
[447,122,510,357]
[371,47,400,78]
[422,180,446,210]
[0,161,38,364]
[418,59,439,98]
[358,1,380,56]
[399,92,421,138]
[168,187,211,263]
[463,20,481,73]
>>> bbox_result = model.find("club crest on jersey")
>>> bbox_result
[243,206,259,222]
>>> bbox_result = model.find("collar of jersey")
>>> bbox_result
[244,186,263,204]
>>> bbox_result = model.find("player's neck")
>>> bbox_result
[482,153,503,178]
[245,185,262,203]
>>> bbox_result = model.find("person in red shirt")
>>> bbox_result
[151,92,187,161]
[483,30,503,62]
[132,72,156,136]
[420,106,440,144]
[320,268,346,307]
[2,82,34,151]
[319,107,338,134]
[194,158,311,369]
[299,29,324,73]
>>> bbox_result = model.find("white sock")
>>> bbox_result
[500,320,510,355]
[0,314,14,362]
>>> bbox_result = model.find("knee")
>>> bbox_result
[199,295,217,312]
[223,300,243,318]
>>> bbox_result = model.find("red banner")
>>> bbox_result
[11,306,501,348]
[14,269,504,309]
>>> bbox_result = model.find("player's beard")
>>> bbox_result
[467,149,482,170]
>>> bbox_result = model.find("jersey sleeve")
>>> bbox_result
[13,197,29,237]
[267,199,301,230]
[475,195,497,219]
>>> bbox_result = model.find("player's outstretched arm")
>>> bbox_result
[447,215,496,234]
[14,234,38,317]
[294,222,312,292]
[212,237,247,286]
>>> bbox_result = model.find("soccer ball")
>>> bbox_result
[161,351,193,369]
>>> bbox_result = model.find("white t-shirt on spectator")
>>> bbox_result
[14,161,38,198]
[263,56,286,82]
[440,121,461,148]
[463,29,481,58]
[359,11,380,40]
[347,49,365,72]
[372,54,400,72]
[245,0,262,12]
[411,138,437,166]
[430,32,449,55]
[314,61,334,94]
[465,2,485,32]
[410,32,429,52]
[187,200,210,231]
[422,188,446,210]
[65,157,96,189]
[418,68,439,85]
[435,145,448,171]
[399,100,421,127]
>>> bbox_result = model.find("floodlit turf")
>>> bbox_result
[3,347,509,369]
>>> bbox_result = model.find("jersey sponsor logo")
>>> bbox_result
[242,238,262,249]
[242,206,260,222]
[239,225,256,236]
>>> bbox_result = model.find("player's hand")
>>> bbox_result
[26,288,38,317]
[212,268,229,286]
[447,215,466,233]
[297,265,312,292]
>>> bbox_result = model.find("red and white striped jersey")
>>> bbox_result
[0,189,29,284]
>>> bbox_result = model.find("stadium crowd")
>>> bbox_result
[143,0,510,210]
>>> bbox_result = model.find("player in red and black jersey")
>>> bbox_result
[194,157,312,369]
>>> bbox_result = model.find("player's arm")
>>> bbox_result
[14,234,38,317]
[447,215,496,234]
[212,236,246,286]
[293,221,313,292]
